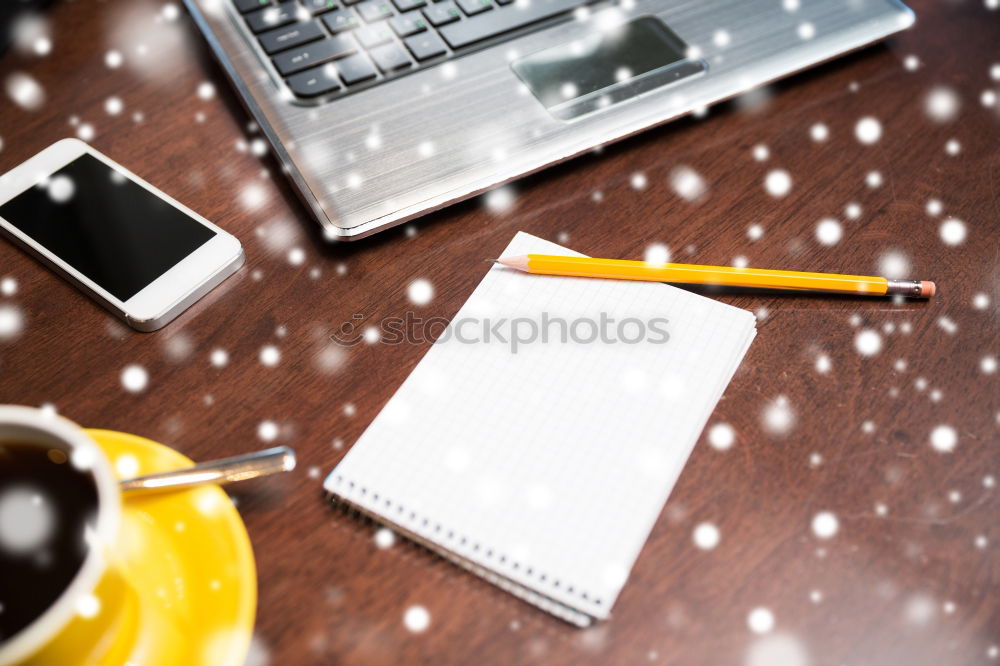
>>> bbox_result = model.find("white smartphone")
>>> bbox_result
[0,139,244,331]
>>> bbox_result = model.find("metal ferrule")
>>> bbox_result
[885,280,923,297]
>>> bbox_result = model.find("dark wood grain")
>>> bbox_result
[1,1,998,664]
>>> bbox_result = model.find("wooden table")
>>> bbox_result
[1,1,997,663]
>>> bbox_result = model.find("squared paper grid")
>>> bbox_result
[325,232,756,620]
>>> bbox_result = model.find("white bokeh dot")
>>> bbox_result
[374,527,395,549]
[939,218,967,245]
[809,123,829,142]
[855,117,882,144]
[76,123,95,141]
[925,87,960,122]
[815,354,831,374]
[259,345,280,367]
[644,243,670,266]
[76,593,101,619]
[878,251,911,279]
[484,187,515,213]
[407,278,434,306]
[707,422,735,450]
[70,444,96,471]
[815,218,842,245]
[48,175,75,203]
[105,50,123,68]
[854,329,882,357]
[210,348,229,368]
[930,425,957,453]
[0,487,55,554]
[764,170,792,198]
[104,97,123,116]
[0,277,16,296]
[763,396,794,435]
[115,454,139,478]
[747,607,775,634]
[981,356,997,374]
[811,511,839,539]
[403,605,431,633]
[669,166,707,202]
[121,364,148,393]
[0,304,24,340]
[257,420,278,442]
[692,522,721,550]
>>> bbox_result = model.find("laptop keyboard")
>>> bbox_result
[234,0,591,101]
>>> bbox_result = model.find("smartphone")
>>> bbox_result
[0,139,243,331]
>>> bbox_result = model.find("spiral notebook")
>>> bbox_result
[325,232,756,625]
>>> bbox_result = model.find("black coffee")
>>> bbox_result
[0,442,99,641]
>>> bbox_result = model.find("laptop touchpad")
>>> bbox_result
[511,16,706,122]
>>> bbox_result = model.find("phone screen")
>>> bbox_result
[0,154,216,301]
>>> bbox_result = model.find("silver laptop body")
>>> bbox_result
[184,0,913,240]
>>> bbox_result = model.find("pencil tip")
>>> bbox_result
[486,259,500,264]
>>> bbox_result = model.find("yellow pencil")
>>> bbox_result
[494,255,936,298]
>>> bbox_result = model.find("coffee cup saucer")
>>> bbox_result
[85,429,256,666]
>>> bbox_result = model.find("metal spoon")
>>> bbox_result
[119,446,296,493]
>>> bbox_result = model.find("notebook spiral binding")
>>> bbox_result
[326,485,595,627]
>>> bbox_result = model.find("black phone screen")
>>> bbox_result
[0,154,215,301]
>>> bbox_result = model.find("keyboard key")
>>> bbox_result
[322,8,361,32]
[422,1,459,26]
[389,11,427,37]
[369,41,411,72]
[302,0,339,13]
[245,1,297,33]
[235,0,270,12]
[404,31,447,60]
[258,20,324,54]
[335,53,378,84]
[392,0,425,11]
[271,35,356,74]
[356,0,394,22]
[286,63,342,96]
[438,0,582,49]
[456,0,491,15]
[355,24,394,48]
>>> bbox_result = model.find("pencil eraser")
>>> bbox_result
[920,281,936,298]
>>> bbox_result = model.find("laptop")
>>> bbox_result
[183,0,914,240]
